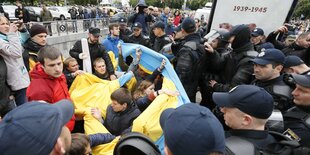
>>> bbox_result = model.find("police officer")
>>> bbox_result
[127,22,151,48]
[283,55,310,75]
[205,24,257,92]
[152,21,171,52]
[118,17,132,42]
[250,28,274,53]
[173,17,203,102]
[250,48,294,111]
[213,85,277,153]
[283,73,310,147]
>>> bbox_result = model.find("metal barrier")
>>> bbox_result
[26,18,110,37]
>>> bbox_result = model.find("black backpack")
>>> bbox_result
[183,41,206,81]
[225,131,310,155]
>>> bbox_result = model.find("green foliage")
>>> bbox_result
[129,0,138,7]
[187,0,210,10]
[114,0,122,5]
[293,0,310,19]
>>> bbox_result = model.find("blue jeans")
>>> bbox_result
[14,88,27,106]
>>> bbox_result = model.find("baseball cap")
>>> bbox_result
[152,21,165,30]
[0,99,74,155]
[132,22,142,29]
[160,103,225,155]
[89,27,101,36]
[250,48,285,65]
[119,17,127,24]
[291,73,310,88]
[251,28,264,37]
[213,85,274,119]
[284,55,304,68]
[181,17,196,33]
[260,42,275,51]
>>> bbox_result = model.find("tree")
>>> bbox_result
[187,0,211,10]
[293,0,310,19]
[129,0,138,7]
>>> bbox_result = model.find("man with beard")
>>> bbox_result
[70,27,116,79]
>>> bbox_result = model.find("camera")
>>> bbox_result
[285,24,296,31]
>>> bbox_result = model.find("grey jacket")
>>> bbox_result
[0,31,30,91]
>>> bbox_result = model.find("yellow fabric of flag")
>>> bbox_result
[69,73,178,155]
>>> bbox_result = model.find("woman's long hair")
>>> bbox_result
[133,79,153,100]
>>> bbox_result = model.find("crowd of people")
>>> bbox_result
[0,0,310,155]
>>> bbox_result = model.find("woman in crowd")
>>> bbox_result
[0,15,30,106]
[133,79,179,112]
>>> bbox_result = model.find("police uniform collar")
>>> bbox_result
[295,105,310,113]
[228,129,270,139]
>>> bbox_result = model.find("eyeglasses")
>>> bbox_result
[133,29,140,31]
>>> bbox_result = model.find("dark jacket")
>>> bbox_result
[63,69,75,89]
[69,39,115,75]
[119,28,132,42]
[132,12,152,35]
[203,47,231,83]
[165,24,175,36]
[210,43,257,92]
[266,31,287,50]
[23,39,44,71]
[282,43,310,66]
[0,55,11,114]
[283,106,310,147]
[136,95,153,112]
[266,32,310,65]
[89,133,115,147]
[252,75,294,112]
[152,34,171,52]
[225,129,277,153]
[104,103,140,136]
[15,7,30,23]
[68,8,78,19]
[93,71,110,80]
[127,33,151,48]
[173,33,202,100]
